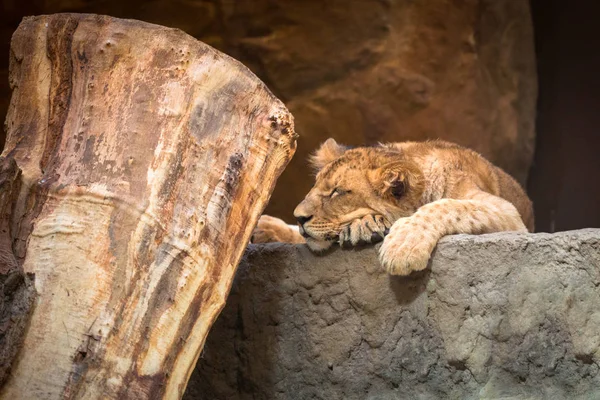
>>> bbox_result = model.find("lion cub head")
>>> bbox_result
[294,138,424,252]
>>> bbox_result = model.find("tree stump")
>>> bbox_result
[0,14,296,399]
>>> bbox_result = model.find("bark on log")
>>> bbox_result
[0,13,296,399]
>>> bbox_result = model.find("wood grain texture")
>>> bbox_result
[0,157,35,387]
[0,13,296,399]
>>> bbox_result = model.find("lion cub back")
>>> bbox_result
[389,140,534,232]
[494,166,534,231]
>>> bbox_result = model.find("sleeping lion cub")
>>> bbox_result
[253,139,534,276]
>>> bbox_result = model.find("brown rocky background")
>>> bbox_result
[1,0,600,230]
[1,0,537,222]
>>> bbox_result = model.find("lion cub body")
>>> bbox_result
[382,140,533,231]
[254,139,533,275]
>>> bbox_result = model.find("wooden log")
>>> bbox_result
[0,13,296,399]
[0,157,36,387]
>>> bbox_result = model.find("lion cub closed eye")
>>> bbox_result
[252,138,534,276]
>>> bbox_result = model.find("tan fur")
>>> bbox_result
[252,215,305,244]
[253,139,534,275]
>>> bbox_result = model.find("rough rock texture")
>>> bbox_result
[257,0,537,220]
[187,229,600,400]
[1,1,537,221]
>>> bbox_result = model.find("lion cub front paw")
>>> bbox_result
[339,215,391,247]
[378,217,438,276]
[252,215,305,244]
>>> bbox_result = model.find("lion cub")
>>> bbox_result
[253,139,533,276]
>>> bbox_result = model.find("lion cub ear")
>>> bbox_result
[368,162,413,199]
[309,138,348,171]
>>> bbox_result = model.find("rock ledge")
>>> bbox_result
[186,230,600,400]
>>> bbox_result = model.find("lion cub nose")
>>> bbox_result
[294,201,313,225]
[296,215,313,225]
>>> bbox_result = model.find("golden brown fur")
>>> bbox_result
[253,139,533,275]
[251,215,306,244]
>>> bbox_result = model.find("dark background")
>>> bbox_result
[527,0,600,231]
[1,0,598,232]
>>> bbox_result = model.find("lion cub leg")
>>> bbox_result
[251,215,305,244]
[379,192,527,276]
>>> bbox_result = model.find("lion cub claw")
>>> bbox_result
[339,214,390,247]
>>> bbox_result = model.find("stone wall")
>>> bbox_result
[187,229,600,400]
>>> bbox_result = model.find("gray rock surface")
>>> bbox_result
[185,230,600,400]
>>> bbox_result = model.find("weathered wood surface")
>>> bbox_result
[0,157,35,387]
[0,13,296,399]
